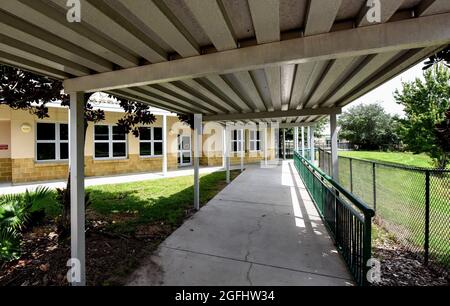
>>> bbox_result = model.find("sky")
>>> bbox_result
[343,61,426,117]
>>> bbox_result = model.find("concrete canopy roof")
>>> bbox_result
[1,0,450,124]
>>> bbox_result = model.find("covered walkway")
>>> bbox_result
[128,161,353,286]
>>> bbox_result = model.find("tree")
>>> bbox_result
[394,64,450,168]
[0,64,156,234]
[338,104,400,151]
[423,45,450,70]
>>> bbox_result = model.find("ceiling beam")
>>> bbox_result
[416,0,450,17]
[113,0,199,58]
[304,0,342,36]
[337,46,442,106]
[0,34,90,76]
[279,122,316,128]
[357,0,404,27]
[64,13,450,92]
[248,0,280,112]
[184,0,236,51]
[203,107,341,122]
[0,50,70,79]
[0,9,113,73]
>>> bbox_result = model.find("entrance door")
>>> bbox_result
[178,135,192,166]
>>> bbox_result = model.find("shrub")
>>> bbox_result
[0,187,50,262]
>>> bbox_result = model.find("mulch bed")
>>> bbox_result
[0,220,174,286]
[372,225,449,286]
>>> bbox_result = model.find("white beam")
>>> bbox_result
[203,107,341,121]
[304,0,342,36]
[162,114,167,176]
[330,114,339,180]
[282,129,286,160]
[117,0,199,57]
[279,122,315,128]
[64,13,450,93]
[69,92,85,286]
[184,0,236,51]
[193,114,202,210]
[417,0,450,17]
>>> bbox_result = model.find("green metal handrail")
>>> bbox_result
[294,151,374,286]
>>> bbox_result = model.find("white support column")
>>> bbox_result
[222,125,226,169]
[330,113,339,181]
[225,124,231,183]
[69,92,85,286]
[240,129,244,172]
[282,128,286,160]
[310,126,315,162]
[162,114,167,176]
[263,124,268,165]
[294,127,299,153]
[301,126,305,157]
[193,114,202,210]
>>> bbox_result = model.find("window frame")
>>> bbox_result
[35,122,69,162]
[93,124,128,160]
[139,126,164,158]
[249,130,261,152]
[231,129,244,153]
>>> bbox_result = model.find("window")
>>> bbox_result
[94,125,127,159]
[36,123,68,161]
[249,130,261,151]
[139,127,163,157]
[231,129,244,152]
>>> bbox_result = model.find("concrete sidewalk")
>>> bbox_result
[128,161,353,286]
[0,165,237,195]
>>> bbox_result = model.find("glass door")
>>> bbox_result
[178,135,192,166]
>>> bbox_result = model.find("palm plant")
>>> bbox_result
[0,187,50,262]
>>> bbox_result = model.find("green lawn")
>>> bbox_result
[338,151,437,168]
[324,151,449,270]
[35,170,240,235]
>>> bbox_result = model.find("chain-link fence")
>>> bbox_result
[318,148,450,273]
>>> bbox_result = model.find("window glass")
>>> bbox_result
[95,125,109,140]
[94,143,109,158]
[113,143,126,157]
[112,126,126,140]
[139,127,151,141]
[37,143,56,160]
[140,143,151,156]
[154,127,162,140]
[154,142,163,156]
[59,124,68,141]
[60,143,69,160]
[37,123,55,140]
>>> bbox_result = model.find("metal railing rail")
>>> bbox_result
[293,151,375,286]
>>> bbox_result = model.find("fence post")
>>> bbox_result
[424,170,430,265]
[372,163,376,212]
[350,158,353,193]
